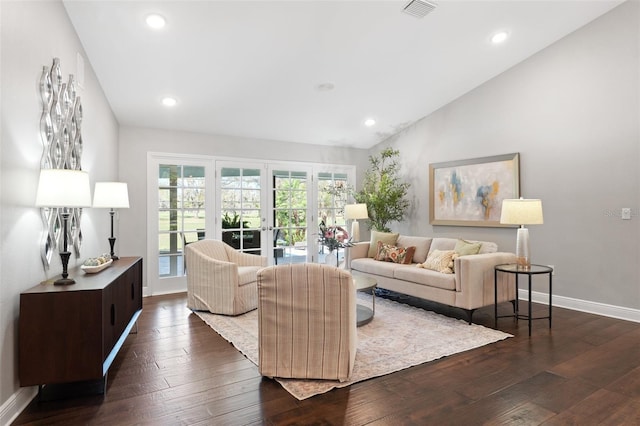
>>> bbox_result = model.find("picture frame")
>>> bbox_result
[429,153,520,227]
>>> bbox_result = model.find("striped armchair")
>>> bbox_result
[186,239,267,315]
[257,263,357,382]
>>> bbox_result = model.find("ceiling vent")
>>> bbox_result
[403,0,437,18]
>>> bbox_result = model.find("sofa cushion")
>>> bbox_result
[454,239,482,256]
[375,241,416,264]
[367,231,400,258]
[396,235,432,264]
[430,237,498,255]
[394,266,457,291]
[418,249,457,274]
[429,238,457,252]
[351,258,398,279]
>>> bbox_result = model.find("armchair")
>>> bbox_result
[257,263,357,382]
[186,239,267,315]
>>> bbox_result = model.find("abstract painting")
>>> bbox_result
[429,153,520,227]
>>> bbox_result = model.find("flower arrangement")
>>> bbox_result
[318,221,353,252]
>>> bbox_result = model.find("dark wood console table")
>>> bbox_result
[19,256,143,396]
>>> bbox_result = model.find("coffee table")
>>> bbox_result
[352,274,377,326]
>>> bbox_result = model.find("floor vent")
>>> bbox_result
[402,0,437,18]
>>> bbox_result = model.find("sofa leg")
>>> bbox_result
[466,309,476,324]
[510,299,517,314]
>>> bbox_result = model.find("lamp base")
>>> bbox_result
[54,277,76,286]
[515,227,531,270]
[108,237,119,260]
[351,220,360,243]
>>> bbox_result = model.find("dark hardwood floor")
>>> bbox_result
[14,291,640,425]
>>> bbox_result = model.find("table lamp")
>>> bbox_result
[35,169,92,285]
[93,182,130,260]
[500,198,543,269]
[345,203,368,242]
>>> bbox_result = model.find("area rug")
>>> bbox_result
[195,293,511,400]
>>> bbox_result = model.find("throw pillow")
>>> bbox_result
[374,241,416,264]
[454,239,482,256]
[368,230,400,258]
[417,249,457,274]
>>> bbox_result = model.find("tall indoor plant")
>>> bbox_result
[355,148,410,232]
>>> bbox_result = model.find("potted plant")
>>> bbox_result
[354,148,410,232]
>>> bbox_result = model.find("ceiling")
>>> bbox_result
[63,0,623,149]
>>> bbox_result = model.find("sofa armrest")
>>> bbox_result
[225,246,268,267]
[454,252,517,309]
[347,242,370,268]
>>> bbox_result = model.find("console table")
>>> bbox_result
[494,263,553,336]
[19,257,143,395]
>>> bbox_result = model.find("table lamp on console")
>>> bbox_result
[499,197,544,270]
[35,169,92,285]
[93,182,130,260]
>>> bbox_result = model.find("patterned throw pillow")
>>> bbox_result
[417,249,458,274]
[375,241,416,264]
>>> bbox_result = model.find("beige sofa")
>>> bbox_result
[348,235,517,323]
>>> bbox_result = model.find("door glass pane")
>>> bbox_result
[317,172,349,265]
[221,167,262,254]
[158,164,205,277]
[272,169,308,265]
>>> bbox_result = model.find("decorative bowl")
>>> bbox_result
[81,258,113,274]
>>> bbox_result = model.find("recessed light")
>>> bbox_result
[146,14,166,29]
[491,31,509,44]
[161,97,177,107]
[364,118,376,127]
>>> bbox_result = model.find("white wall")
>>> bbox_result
[0,1,119,422]
[117,126,369,291]
[374,1,639,311]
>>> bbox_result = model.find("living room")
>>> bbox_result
[1,0,638,424]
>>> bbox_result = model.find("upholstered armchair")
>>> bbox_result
[257,263,357,382]
[186,239,267,315]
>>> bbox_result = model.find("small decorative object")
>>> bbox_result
[318,222,353,266]
[81,254,113,273]
[429,153,520,227]
[93,182,130,259]
[500,198,544,269]
[35,169,92,285]
[344,203,368,242]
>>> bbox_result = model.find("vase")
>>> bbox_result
[324,250,337,266]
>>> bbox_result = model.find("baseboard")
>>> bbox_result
[518,289,640,323]
[0,386,37,426]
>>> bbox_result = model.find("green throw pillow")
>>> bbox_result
[454,239,482,256]
[368,231,400,258]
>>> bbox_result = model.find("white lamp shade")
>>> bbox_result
[93,182,130,208]
[35,169,92,208]
[345,203,368,220]
[500,198,543,225]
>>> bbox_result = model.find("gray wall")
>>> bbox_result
[0,1,120,420]
[117,126,369,291]
[373,1,639,310]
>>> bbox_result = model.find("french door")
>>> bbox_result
[147,154,214,295]
[148,154,354,295]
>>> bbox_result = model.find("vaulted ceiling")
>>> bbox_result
[63,0,623,149]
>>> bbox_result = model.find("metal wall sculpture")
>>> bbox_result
[39,57,84,267]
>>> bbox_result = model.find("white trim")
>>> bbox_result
[0,387,37,426]
[518,289,640,323]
